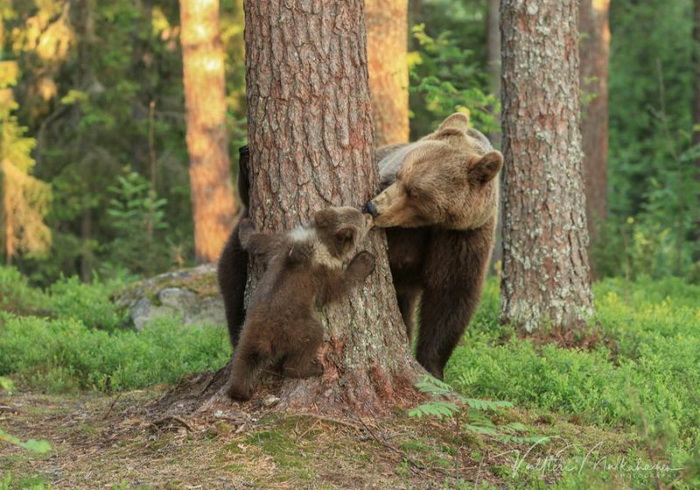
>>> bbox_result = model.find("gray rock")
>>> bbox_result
[114,264,226,330]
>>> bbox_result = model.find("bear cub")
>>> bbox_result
[226,207,375,401]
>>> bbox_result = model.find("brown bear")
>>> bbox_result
[364,112,503,380]
[217,146,250,349]
[225,207,375,401]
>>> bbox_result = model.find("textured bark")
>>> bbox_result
[243,0,420,414]
[487,0,503,269]
[487,0,501,106]
[180,0,236,264]
[2,172,13,265]
[365,0,410,146]
[500,0,595,333]
[579,0,610,243]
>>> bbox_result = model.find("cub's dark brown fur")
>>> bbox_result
[225,208,375,401]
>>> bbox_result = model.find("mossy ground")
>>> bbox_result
[1,389,641,489]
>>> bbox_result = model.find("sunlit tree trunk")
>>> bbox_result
[487,0,503,270]
[365,0,409,146]
[500,0,595,333]
[242,0,420,414]
[2,174,14,265]
[487,0,501,110]
[580,0,610,246]
[180,0,236,264]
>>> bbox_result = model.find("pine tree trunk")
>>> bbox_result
[500,0,595,333]
[487,0,503,270]
[487,0,501,107]
[180,0,236,264]
[243,0,420,414]
[579,0,610,246]
[1,167,13,265]
[365,0,410,146]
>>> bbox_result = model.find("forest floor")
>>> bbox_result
[1,385,639,489]
[2,275,699,488]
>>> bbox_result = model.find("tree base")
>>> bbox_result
[145,354,426,421]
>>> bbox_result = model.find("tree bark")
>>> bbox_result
[243,0,420,414]
[365,0,410,146]
[487,0,503,270]
[579,0,610,245]
[500,0,595,333]
[487,0,501,109]
[1,167,13,266]
[180,0,236,264]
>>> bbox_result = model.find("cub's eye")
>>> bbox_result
[404,188,416,199]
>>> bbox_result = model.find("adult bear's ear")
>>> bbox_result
[439,112,470,132]
[471,151,503,184]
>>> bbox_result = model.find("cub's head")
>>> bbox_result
[365,113,503,230]
[313,207,373,260]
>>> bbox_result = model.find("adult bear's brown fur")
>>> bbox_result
[364,112,503,379]
[217,147,250,349]
[225,208,375,401]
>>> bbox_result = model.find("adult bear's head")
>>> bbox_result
[364,113,503,230]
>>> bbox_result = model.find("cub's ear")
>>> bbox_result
[334,226,357,256]
[439,112,470,132]
[314,208,336,229]
[335,226,356,244]
[471,151,503,184]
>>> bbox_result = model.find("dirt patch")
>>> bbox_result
[0,386,515,488]
[1,384,639,489]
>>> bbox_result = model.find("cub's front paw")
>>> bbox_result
[225,381,252,401]
[349,251,376,278]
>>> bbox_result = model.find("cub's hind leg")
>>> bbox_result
[225,335,272,401]
[280,320,324,379]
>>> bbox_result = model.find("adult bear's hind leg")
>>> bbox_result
[416,227,493,379]
[397,291,419,341]
[218,222,248,349]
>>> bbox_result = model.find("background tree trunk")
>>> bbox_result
[487,0,503,270]
[180,0,236,264]
[579,0,610,247]
[500,0,595,333]
[487,0,501,113]
[365,0,410,146]
[243,0,420,415]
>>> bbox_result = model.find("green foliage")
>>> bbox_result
[0,312,229,392]
[103,169,171,278]
[445,276,700,484]
[0,376,14,391]
[0,265,45,314]
[46,276,125,331]
[0,429,51,454]
[409,23,498,137]
[3,0,235,283]
[602,0,700,280]
[408,375,535,442]
[0,376,51,456]
[0,53,52,262]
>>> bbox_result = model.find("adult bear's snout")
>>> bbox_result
[363,200,379,218]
